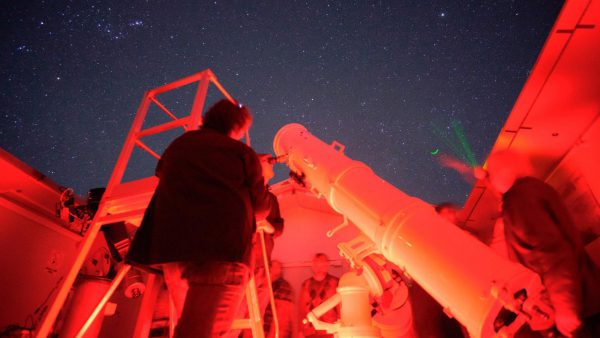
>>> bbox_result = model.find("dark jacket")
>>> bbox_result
[502,177,600,322]
[127,128,272,267]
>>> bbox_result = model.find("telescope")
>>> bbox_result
[273,123,553,338]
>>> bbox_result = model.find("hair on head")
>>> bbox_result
[314,252,328,260]
[434,202,458,213]
[202,99,251,135]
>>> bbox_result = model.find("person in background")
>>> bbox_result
[233,153,284,338]
[434,202,460,225]
[483,150,600,337]
[435,202,479,238]
[408,202,466,338]
[126,99,272,337]
[263,260,295,338]
[253,154,285,269]
[298,253,339,338]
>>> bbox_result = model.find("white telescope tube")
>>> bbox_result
[273,123,546,338]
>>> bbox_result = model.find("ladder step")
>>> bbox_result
[230,319,253,330]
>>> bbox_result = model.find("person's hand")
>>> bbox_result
[256,220,275,234]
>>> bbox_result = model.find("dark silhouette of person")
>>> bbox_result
[263,260,295,338]
[408,202,466,338]
[126,99,272,337]
[484,150,600,337]
[233,153,285,338]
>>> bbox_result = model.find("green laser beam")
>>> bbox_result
[429,119,478,167]
[429,121,464,158]
[451,121,477,166]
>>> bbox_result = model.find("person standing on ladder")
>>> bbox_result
[126,99,273,337]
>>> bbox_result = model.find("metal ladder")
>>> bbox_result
[34,69,236,338]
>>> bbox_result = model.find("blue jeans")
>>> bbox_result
[172,261,249,338]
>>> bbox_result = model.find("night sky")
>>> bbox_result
[1,1,564,205]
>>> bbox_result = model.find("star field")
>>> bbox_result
[0,1,563,205]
